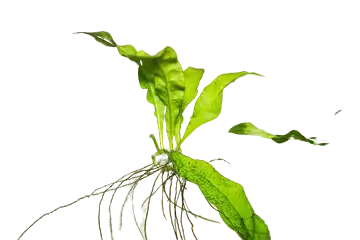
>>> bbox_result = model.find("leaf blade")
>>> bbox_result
[228,121,276,140]
[181,67,205,112]
[116,46,166,65]
[228,122,331,146]
[178,71,263,147]
[74,31,117,47]
[136,67,166,149]
[174,67,205,145]
[117,45,185,149]
[154,48,185,149]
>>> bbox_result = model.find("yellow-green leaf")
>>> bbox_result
[174,67,205,145]
[178,71,263,147]
[138,60,166,149]
[181,67,205,112]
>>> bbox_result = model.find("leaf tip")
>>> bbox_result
[250,72,265,78]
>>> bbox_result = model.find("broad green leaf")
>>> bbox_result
[169,150,271,240]
[174,67,205,145]
[75,38,185,148]
[116,46,185,150]
[73,31,117,47]
[153,48,185,150]
[178,71,263,147]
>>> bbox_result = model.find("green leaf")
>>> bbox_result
[73,31,117,47]
[116,44,164,63]
[305,136,331,146]
[228,122,276,140]
[116,44,166,148]
[136,67,165,149]
[115,46,185,150]
[228,122,331,146]
[181,67,205,112]
[283,128,331,146]
[279,128,305,142]
[178,71,263,147]
[168,150,271,240]
[154,48,185,150]
[174,67,205,145]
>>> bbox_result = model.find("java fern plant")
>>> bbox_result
[18,31,329,240]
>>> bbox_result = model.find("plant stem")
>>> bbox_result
[149,134,160,152]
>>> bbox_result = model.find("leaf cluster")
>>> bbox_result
[17,30,260,240]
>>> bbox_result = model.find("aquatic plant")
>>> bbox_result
[18,31,329,240]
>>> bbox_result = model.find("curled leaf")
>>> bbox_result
[116,44,164,63]
[73,31,117,47]
[305,136,331,146]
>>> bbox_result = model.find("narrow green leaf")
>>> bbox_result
[174,67,205,145]
[178,71,263,147]
[181,67,205,112]
[276,128,305,142]
[305,136,331,147]
[136,67,166,149]
[73,31,117,47]
[228,122,331,146]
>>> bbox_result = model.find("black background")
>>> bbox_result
[4,25,347,239]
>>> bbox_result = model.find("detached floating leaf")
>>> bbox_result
[73,31,117,47]
[228,122,276,140]
[228,122,331,146]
